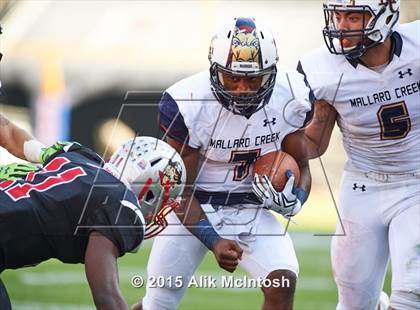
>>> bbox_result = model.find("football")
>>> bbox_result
[253,150,300,191]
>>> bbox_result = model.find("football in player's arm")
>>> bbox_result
[0,138,185,310]
[251,140,312,220]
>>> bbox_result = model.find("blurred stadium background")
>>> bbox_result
[0,1,418,309]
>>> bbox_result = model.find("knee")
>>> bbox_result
[335,282,380,310]
[390,290,420,310]
[262,270,296,305]
[143,275,189,310]
[142,286,182,310]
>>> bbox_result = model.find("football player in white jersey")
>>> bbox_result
[133,17,313,310]
[298,1,419,309]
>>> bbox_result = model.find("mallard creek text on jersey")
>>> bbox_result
[209,131,282,149]
[350,80,420,107]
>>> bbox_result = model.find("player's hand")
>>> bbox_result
[212,238,243,273]
[39,141,72,164]
[252,170,307,218]
[0,162,39,181]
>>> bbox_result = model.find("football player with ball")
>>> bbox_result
[134,17,314,310]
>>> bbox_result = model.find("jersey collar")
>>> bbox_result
[346,31,403,69]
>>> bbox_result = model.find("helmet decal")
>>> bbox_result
[158,159,183,188]
[227,18,262,69]
[383,0,399,13]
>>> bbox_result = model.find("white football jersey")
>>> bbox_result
[159,70,311,204]
[298,21,420,174]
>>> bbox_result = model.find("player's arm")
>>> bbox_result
[282,131,312,204]
[0,113,44,162]
[167,137,202,224]
[302,100,337,159]
[84,232,128,310]
[167,137,243,273]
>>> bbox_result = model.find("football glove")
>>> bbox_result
[39,141,72,164]
[0,162,39,181]
[252,170,307,218]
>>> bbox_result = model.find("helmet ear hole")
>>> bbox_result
[150,158,162,166]
[145,190,155,202]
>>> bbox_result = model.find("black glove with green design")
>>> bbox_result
[39,141,73,164]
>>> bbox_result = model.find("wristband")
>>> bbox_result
[191,219,221,250]
[295,187,307,204]
[23,140,45,163]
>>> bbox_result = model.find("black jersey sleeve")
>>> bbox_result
[85,198,145,256]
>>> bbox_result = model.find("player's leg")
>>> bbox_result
[235,207,299,310]
[261,269,296,310]
[388,185,420,310]
[0,278,11,310]
[332,170,390,310]
[140,212,208,310]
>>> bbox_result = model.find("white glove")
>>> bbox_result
[252,170,307,218]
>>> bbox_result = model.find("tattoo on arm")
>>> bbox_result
[312,101,334,123]
[302,100,337,159]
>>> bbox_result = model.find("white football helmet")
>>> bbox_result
[105,136,186,239]
[208,17,278,117]
[323,0,400,59]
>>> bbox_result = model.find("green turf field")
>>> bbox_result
[3,232,391,310]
